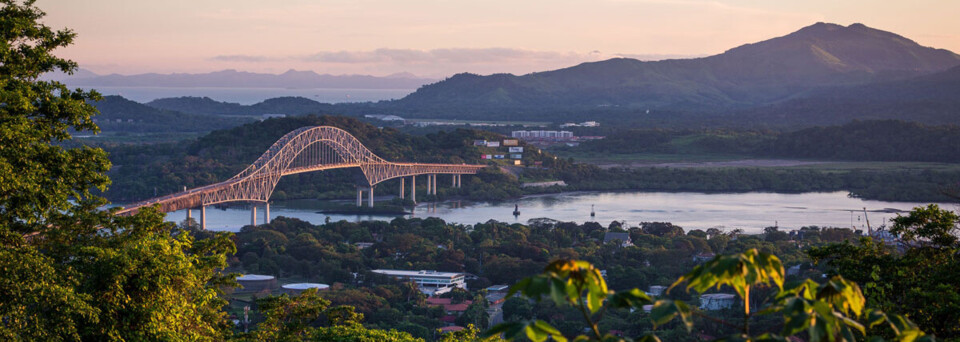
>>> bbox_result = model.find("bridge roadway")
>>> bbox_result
[115,126,487,229]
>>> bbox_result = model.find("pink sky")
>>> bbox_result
[41,0,960,78]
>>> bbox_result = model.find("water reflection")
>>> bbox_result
[159,191,955,234]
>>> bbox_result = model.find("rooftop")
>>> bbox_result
[281,283,329,290]
[236,274,275,281]
[373,269,464,279]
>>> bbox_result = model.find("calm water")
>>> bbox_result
[160,191,954,234]
[91,86,415,105]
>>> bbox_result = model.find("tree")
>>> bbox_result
[809,205,960,338]
[0,0,106,235]
[0,2,237,340]
[889,204,959,248]
[486,250,931,341]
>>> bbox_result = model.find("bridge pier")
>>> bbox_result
[186,209,192,224]
[411,176,417,203]
[367,186,375,207]
[432,174,438,195]
[264,202,270,225]
[200,206,206,230]
[452,174,456,187]
[356,187,363,207]
[457,174,461,188]
[400,178,405,199]
[250,204,258,226]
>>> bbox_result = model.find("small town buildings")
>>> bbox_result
[699,293,737,310]
[235,274,278,293]
[603,232,633,248]
[372,269,466,296]
[281,283,329,295]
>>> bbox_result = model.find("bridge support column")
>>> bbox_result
[357,188,363,207]
[432,174,438,195]
[368,186,374,207]
[452,174,456,187]
[400,178,405,199]
[200,206,206,230]
[264,202,270,225]
[186,209,192,224]
[457,174,461,188]
[250,204,257,226]
[425,174,431,195]
[411,176,417,203]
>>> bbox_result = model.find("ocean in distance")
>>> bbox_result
[91,86,417,105]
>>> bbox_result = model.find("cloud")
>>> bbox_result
[302,48,612,65]
[205,48,707,78]
[210,55,279,62]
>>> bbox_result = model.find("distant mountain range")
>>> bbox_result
[396,23,960,111]
[79,22,960,130]
[53,69,435,89]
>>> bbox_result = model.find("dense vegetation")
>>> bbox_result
[227,214,859,340]
[101,115,561,202]
[570,120,960,163]
[90,95,255,134]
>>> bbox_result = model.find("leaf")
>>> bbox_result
[650,300,693,332]
[608,288,653,309]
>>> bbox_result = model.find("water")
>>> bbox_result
[90,86,416,105]
[160,191,955,234]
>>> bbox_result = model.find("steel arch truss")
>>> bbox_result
[117,126,486,215]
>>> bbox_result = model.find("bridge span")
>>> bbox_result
[116,126,487,229]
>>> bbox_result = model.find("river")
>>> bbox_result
[160,191,954,234]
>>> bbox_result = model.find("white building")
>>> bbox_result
[372,269,466,296]
[699,293,737,311]
[511,130,574,139]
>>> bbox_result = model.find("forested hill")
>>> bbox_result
[572,120,960,163]
[733,65,960,127]
[393,22,960,113]
[146,96,337,116]
[90,96,256,133]
[104,115,557,202]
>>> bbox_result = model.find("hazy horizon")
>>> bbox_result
[42,0,960,78]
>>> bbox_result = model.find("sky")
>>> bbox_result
[41,0,960,78]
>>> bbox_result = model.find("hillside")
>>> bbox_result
[104,115,560,202]
[736,65,960,126]
[63,69,435,89]
[146,96,338,116]
[90,96,255,133]
[395,23,960,114]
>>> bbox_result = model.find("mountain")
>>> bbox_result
[735,64,960,127]
[63,69,435,89]
[40,68,99,82]
[91,96,254,133]
[395,23,960,112]
[145,96,336,116]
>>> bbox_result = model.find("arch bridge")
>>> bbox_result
[116,126,487,228]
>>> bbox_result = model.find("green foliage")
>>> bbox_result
[809,204,960,339]
[889,204,958,247]
[0,2,239,339]
[0,0,107,234]
[489,250,931,341]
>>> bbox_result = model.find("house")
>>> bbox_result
[647,285,667,297]
[700,293,737,310]
[425,297,473,315]
[693,252,716,263]
[603,232,632,248]
[372,269,466,296]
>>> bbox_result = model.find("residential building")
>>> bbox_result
[603,232,633,248]
[372,269,466,296]
[699,293,737,310]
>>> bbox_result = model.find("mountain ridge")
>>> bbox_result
[395,22,960,112]
[58,69,436,90]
